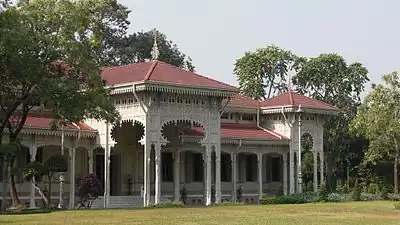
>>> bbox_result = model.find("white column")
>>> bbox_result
[58,125,65,209]
[320,151,324,184]
[203,152,206,204]
[205,145,212,206]
[289,145,295,194]
[257,153,263,202]
[215,145,221,204]
[104,123,110,208]
[297,115,303,193]
[143,142,151,207]
[313,151,318,192]
[231,153,237,202]
[69,147,76,209]
[283,152,288,195]
[29,143,37,208]
[155,144,161,204]
[174,149,180,202]
[88,148,94,174]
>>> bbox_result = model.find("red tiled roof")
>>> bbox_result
[225,95,260,109]
[183,123,286,141]
[19,116,96,132]
[261,91,339,111]
[101,60,238,91]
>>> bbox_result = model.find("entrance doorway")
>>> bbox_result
[95,154,120,196]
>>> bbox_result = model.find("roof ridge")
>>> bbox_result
[156,61,238,90]
[144,60,158,81]
[292,92,339,109]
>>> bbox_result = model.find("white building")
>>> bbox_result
[0,58,338,209]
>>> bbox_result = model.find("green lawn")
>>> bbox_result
[1,202,399,225]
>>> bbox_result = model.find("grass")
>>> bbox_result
[0,201,399,225]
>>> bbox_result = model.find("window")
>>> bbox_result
[162,152,173,182]
[221,112,229,119]
[246,155,256,182]
[192,153,203,182]
[241,114,254,121]
[271,156,281,182]
[221,154,231,182]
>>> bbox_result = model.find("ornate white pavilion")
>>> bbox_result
[0,48,338,209]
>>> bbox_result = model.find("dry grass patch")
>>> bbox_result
[0,201,399,225]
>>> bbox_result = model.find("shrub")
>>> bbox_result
[388,193,400,201]
[327,193,346,202]
[215,201,244,206]
[77,173,103,209]
[360,193,380,201]
[380,186,389,200]
[318,183,328,201]
[148,201,184,208]
[261,192,317,205]
[394,203,400,210]
[352,181,361,201]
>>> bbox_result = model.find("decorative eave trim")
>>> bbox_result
[260,105,339,115]
[224,106,258,114]
[180,135,289,145]
[5,127,98,139]
[106,81,239,97]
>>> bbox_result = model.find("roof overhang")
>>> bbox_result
[4,127,98,139]
[107,81,239,98]
[260,105,339,116]
[181,135,288,145]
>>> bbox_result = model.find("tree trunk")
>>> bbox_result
[47,175,52,207]
[1,160,7,211]
[32,178,48,207]
[395,156,399,194]
[8,156,21,207]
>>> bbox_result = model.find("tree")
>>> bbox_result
[0,0,121,207]
[234,45,304,100]
[77,173,103,208]
[104,29,195,71]
[351,71,400,194]
[23,154,68,207]
[293,53,369,190]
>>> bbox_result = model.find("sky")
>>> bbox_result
[121,0,399,97]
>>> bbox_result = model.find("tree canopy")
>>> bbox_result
[351,71,400,193]
[234,45,304,100]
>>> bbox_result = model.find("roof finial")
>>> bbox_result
[151,29,160,60]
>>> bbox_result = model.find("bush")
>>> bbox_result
[215,201,245,206]
[380,186,389,200]
[394,203,400,210]
[360,193,380,201]
[77,173,103,209]
[388,193,400,201]
[318,183,328,201]
[148,201,184,208]
[352,181,361,201]
[326,193,351,202]
[261,192,317,205]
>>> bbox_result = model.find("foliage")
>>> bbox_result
[43,155,68,175]
[22,154,68,207]
[394,203,400,210]
[77,173,103,209]
[105,29,195,71]
[234,45,304,100]
[326,193,351,202]
[294,54,369,190]
[261,192,318,205]
[148,201,185,208]
[351,71,400,194]
[318,183,328,201]
[380,186,389,200]
[352,181,361,201]
[215,201,245,206]
[388,193,400,201]
[180,186,187,204]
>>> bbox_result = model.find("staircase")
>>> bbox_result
[90,196,171,209]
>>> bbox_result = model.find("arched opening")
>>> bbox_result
[300,133,314,191]
[160,119,205,204]
[107,120,145,196]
